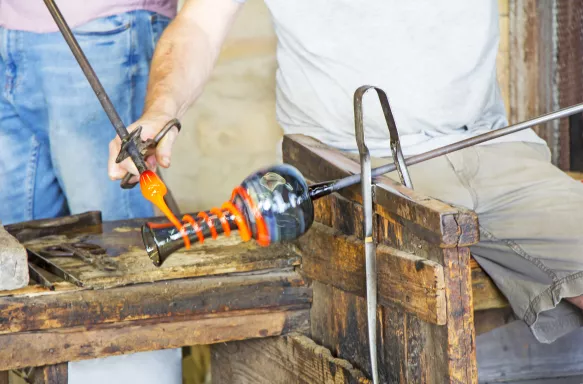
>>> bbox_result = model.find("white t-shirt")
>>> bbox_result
[263,0,546,157]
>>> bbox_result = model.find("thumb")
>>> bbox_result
[155,126,179,168]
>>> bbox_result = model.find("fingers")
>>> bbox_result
[146,155,158,171]
[107,117,178,181]
[120,157,140,177]
[124,173,140,185]
[108,134,140,181]
[108,137,125,180]
[155,126,179,168]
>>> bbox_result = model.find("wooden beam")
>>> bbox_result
[470,259,508,310]
[283,134,479,248]
[297,223,446,325]
[474,307,515,336]
[5,211,102,243]
[0,308,310,371]
[509,0,559,164]
[442,247,477,383]
[310,281,453,384]
[211,334,371,384]
[30,364,68,384]
[0,271,311,335]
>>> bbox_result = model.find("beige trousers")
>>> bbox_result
[347,141,583,344]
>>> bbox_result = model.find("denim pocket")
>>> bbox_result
[73,14,131,36]
[149,13,171,50]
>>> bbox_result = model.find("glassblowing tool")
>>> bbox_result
[27,249,84,287]
[353,85,415,384]
[43,0,181,214]
[40,242,118,272]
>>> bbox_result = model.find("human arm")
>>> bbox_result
[108,0,244,181]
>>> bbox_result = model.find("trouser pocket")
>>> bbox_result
[72,13,131,35]
[149,13,171,53]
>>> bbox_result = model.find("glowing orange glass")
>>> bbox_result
[139,170,190,249]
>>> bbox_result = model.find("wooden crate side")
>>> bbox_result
[310,281,451,384]
[297,223,446,325]
[284,135,479,383]
[211,334,370,384]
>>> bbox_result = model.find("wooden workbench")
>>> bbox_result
[0,213,312,383]
[6,134,573,383]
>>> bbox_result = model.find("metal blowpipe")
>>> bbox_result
[309,101,583,198]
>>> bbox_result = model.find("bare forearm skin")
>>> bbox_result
[143,0,243,120]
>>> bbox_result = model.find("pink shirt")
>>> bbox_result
[0,0,178,33]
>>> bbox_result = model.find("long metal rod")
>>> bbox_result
[43,0,146,174]
[331,101,583,191]
[354,87,379,384]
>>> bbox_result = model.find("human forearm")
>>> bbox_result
[143,0,243,120]
[108,0,243,180]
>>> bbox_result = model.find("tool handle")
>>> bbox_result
[120,119,182,189]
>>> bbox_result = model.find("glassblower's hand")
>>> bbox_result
[108,114,180,184]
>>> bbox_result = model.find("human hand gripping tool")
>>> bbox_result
[43,0,181,207]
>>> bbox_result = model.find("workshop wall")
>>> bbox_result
[497,0,510,117]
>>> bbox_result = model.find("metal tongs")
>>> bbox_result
[354,85,413,384]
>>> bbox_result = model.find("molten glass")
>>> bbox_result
[141,164,315,267]
[139,170,190,247]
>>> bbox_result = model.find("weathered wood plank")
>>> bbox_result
[0,308,310,371]
[474,307,515,336]
[442,247,477,383]
[309,281,377,380]
[283,134,480,247]
[30,363,68,384]
[5,211,103,243]
[477,320,583,382]
[310,281,447,384]
[0,282,78,298]
[313,189,448,267]
[211,334,371,384]
[18,218,300,289]
[0,270,311,335]
[470,258,508,310]
[376,213,446,267]
[0,371,7,384]
[312,193,333,227]
[374,181,479,248]
[297,223,446,325]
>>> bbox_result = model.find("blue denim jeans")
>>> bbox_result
[0,10,170,225]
